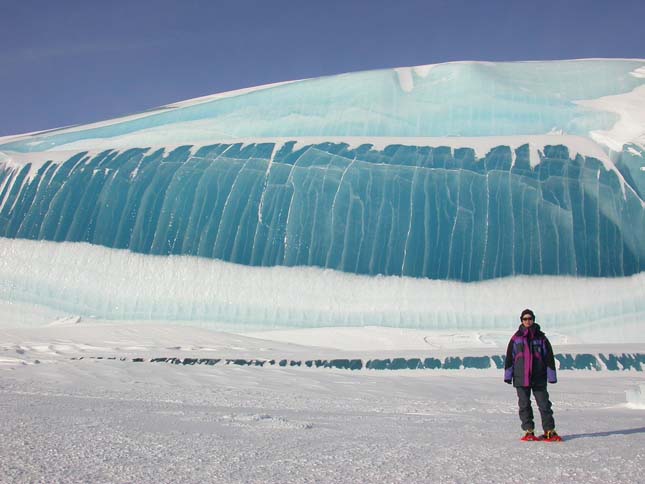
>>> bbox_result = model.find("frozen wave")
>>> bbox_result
[1,141,643,282]
[0,59,644,333]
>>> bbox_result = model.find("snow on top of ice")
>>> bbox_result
[0,151,53,185]
[0,127,66,145]
[575,84,645,153]
[2,133,641,204]
[412,64,435,78]
[159,79,299,109]
[0,148,85,167]
[394,67,415,92]
[392,62,460,91]
[0,148,129,184]
[2,133,637,201]
[630,66,645,78]
[7,133,619,185]
[0,80,299,147]
[395,60,498,86]
[31,132,608,169]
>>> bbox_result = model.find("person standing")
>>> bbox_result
[504,309,562,441]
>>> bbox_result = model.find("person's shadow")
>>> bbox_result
[565,427,645,441]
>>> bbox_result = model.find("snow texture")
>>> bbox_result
[1,324,645,484]
[626,384,645,409]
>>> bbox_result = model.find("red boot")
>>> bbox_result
[521,430,539,441]
[540,430,563,442]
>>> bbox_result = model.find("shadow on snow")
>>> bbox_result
[564,427,645,441]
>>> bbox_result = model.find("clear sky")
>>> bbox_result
[1,0,643,137]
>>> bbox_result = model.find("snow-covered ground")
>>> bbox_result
[1,323,644,483]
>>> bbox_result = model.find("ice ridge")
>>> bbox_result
[0,142,643,281]
[75,353,645,371]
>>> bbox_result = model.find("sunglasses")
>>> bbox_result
[521,317,534,321]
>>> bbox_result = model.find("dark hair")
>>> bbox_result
[520,309,535,320]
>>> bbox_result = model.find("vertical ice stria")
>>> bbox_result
[0,59,644,330]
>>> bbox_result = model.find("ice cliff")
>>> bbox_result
[1,59,644,329]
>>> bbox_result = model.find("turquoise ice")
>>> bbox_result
[0,58,644,286]
[1,59,644,153]
[0,140,643,281]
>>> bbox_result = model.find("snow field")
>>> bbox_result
[1,349,644,482]
[625,384,645,409]
[0,324,644,483]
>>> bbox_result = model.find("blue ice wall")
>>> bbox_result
[1,142,643,281]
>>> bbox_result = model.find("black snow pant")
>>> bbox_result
[516,386,555,432]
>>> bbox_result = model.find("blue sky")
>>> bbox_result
[1,0,643,137]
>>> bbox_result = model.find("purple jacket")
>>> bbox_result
[504,323,557,387]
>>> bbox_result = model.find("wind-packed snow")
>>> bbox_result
[576,84,645,152]
[1,323,644,483]
[626,384,645,409]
